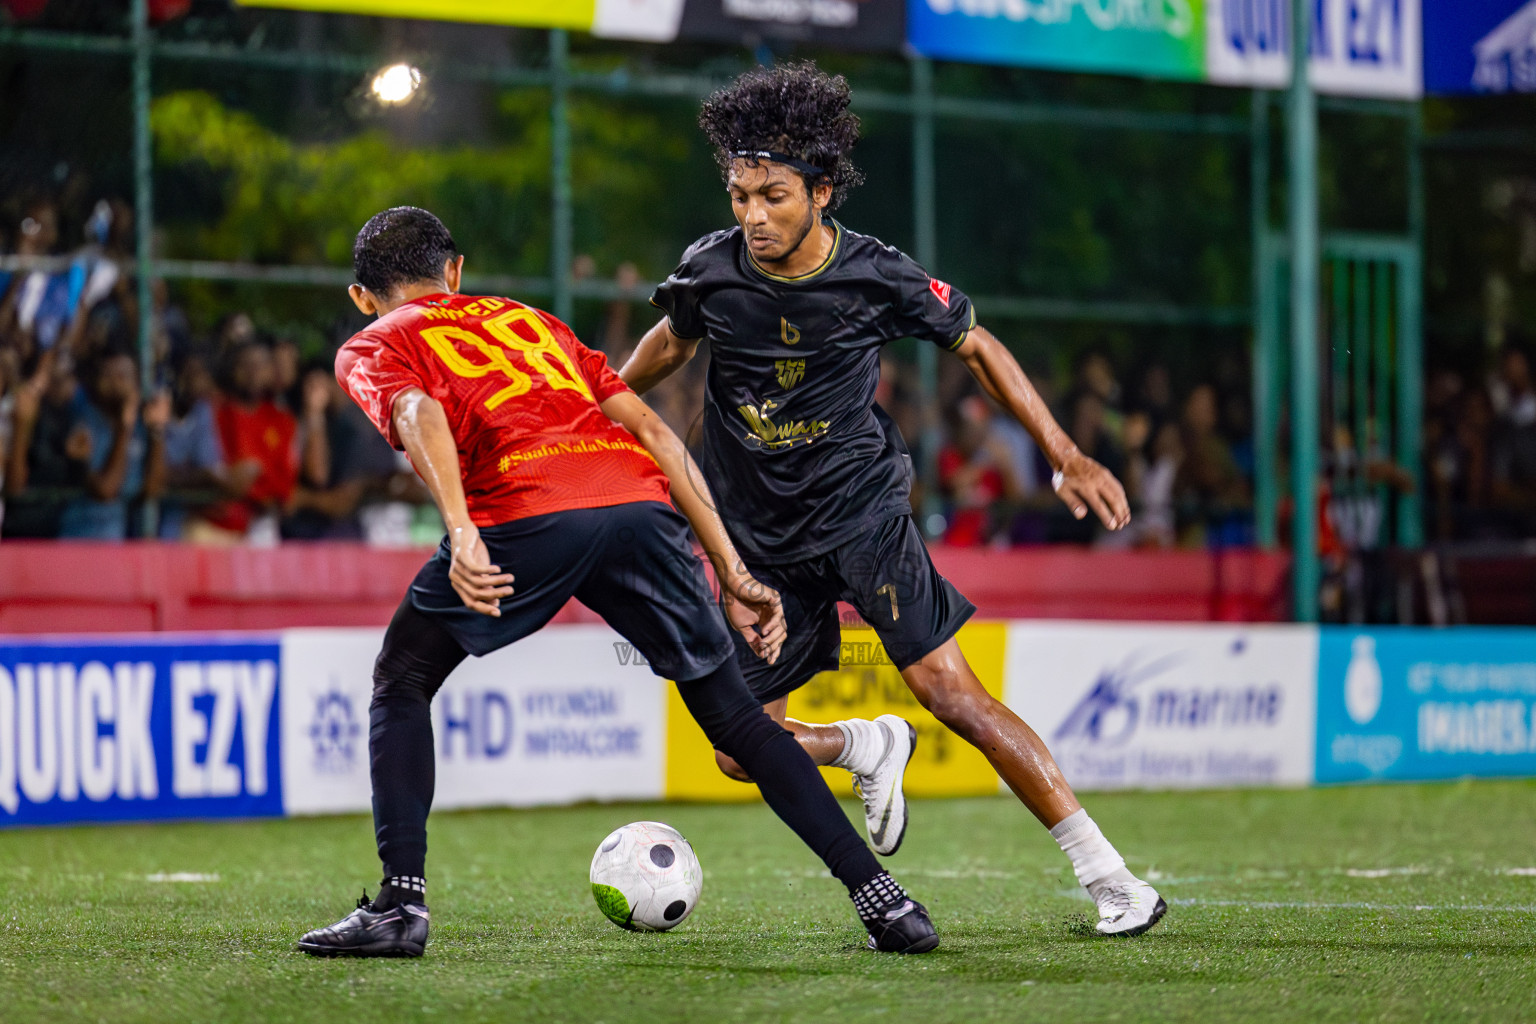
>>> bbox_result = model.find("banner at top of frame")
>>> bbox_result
[906,0,1208,81]
[1424,0,1536,95]
[671,0,906,51]
[236,0,904,46]
[234,0,690,39]
[906,0,1423,99]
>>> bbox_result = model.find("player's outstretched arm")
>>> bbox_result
[617,318,701,396]
[600,390,786,664]
[391,387,515,617]
[953,326,1131,531]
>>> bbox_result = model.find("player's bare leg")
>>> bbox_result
[900,637,1165,936]
[715,698,918,856]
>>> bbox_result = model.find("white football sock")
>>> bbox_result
[1049,808,1136,898]
[829,718,891,777]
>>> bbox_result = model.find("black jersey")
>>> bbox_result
[651,220,976,564]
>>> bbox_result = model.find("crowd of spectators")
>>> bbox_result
[4,193,1534,554]
[1424,340,1536,544]
[900,349,1257,551]
[0,195,433,544]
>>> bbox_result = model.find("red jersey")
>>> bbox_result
[335,293,669,527]
[205,399,298,533]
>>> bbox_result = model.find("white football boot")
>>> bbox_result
[851,715,917,856]
[1091,877,1168,937]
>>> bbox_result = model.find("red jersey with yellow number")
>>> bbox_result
[336,292,669,527]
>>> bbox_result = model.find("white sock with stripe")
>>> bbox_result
[1049,809,1136,898]
[830,718,891,777]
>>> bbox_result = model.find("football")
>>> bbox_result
[589,821,703,932]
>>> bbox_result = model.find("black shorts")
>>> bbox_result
[409,501,734,682]
[732,514,976,704]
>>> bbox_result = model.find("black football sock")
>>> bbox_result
[372,875,427,910]
[850,872,910,924]
[368,598,465,889]
[369,687,436,882]
[673,662,882,893]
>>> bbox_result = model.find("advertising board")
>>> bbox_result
[1206,0,1422,98]
[907,0,1207,81]
[0,635,283,826]
[1005,622,1318,790]
[663,621,1009,801]
[1316,627,1536,783]
[281,625,668,816]
[1423,0,1536,95]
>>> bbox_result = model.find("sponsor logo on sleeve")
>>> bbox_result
[928,278,953,308]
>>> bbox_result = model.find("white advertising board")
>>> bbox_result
[1206,0,1423,98]
[280,625,667,815]
[1006,622,1319,790]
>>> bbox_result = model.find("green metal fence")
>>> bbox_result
[0,3,1430,621]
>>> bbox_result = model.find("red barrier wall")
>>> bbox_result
[0,543,1290,634]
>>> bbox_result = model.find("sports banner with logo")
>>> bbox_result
[1004,622,1319,790]
[14,622,1536,828]
[1423,0,1536,95]
[234,0,690,39]
[0,635,283,826]
[907,0,1207,82]
[1207,0,1422,98]
[675,0,906,51]
[908,0,1423,98]
[281,626,668,815]
[663,621,1009,801]
[238,0,898,46]
[1315,627,1536,783]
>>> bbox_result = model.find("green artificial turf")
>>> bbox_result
[1,781,1533,1023]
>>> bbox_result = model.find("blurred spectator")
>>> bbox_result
[273,337,302,413]
[283,360,406,539]
[7,199,75,355]
[1490,345,1536,535]
[198,341,298,544]
[2,351,79,538]
[1174,383,1251,546]
[1133,361,1174,437]
[1425,368,1496,541]
[1099,408,1180,550]
[1065,351,1126,484]
[57,350,167,539]
[938,396,1022,547]
[156,350,230,539]
[0,348,12,533]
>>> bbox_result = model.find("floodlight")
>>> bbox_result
[371,63,422,105]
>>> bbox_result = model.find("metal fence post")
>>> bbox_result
[132,0,154,392]
[1251,89,1279,549]
[549,29,573,325]
[132,0,159,538]
[910,55,942,535]
[1398,103,1425,547]
[1288,0,1321,622]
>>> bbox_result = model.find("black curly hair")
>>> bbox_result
[698,61,864,211]
[353,206,458,296]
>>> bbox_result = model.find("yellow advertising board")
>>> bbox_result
[664,622,1008,802]
[235,0,595,30]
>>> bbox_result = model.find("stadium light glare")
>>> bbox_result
[371,63,422,105]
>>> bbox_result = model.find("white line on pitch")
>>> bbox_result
[1169,897,1536,914]
[143,873,221,883]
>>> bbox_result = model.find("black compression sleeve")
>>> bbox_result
[673,661,881,893]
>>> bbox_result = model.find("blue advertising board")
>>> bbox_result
[0,636,283,826]
[907,0,1207,80]
[1317,627,1536,783]
[1424,0,1536,94]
